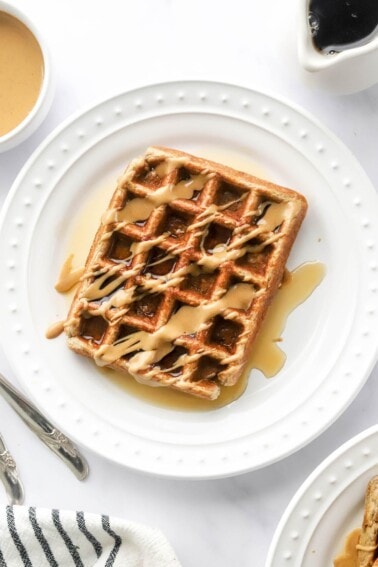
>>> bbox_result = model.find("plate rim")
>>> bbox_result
[0,80,378,479]
[3,78,378,220]
[265,424,378,566]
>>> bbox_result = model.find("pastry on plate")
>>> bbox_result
[357,476,378,567]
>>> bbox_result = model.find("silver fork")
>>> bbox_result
[0,372,89,481]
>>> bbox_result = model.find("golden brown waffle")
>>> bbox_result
[357,476,378,567]
[64,146,307,400]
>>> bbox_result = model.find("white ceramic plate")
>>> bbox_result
[0,81,377,479]
[266,425,378,566]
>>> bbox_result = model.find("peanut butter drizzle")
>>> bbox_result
[49,190,303,346]
[199,232,279,272]
[187,192,248,233]
[94,283,255,367]
[154,157,187,177]
[83,265,128,301]
[189,204,229,231]
[0,11,44,136]
[55,254,85,293]
[195,202,288,271]
[140,264,195,294]
[94,170,291,306]
[356,543,378,552]
[56,197,285,308]
[45,320,65,339]
[85,201,286,311]
[145,253,176,270]
[130,233,168,255]
[105,173,209,225]
[76,234,192,315]
[258,202,287,229]
[333,528,361,567]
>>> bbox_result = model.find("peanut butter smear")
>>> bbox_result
[0,11,44,136]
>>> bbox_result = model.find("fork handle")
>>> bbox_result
[0,434,24,504]
[0,372,89,481]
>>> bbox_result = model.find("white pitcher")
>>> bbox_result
[298,0,378,93]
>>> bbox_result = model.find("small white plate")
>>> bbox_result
[266,425,378,566]
[0,81,377,479]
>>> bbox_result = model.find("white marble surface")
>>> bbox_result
[0,1,377,565]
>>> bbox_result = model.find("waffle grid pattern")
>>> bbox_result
[65,147,307,399]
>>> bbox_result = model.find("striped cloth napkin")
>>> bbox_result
[0,506,181,566]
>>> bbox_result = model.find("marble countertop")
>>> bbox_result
[0,1,377,565]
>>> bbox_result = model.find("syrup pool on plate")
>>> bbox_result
[333,528,361,567]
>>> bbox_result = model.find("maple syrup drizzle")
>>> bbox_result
[250,261,325,376]
[333,528,361,567]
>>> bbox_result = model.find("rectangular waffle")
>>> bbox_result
[64,146,307,400]
[357,476,378,567]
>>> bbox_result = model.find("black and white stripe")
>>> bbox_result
[0,506,179,566]
[102,515,122,567]
[0,542,7,567]
[28,507,58,567]
[76,511,102,558]
[6,506,32,567]
[52,509,84,567]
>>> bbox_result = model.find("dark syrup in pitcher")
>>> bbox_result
[309,0,378,53]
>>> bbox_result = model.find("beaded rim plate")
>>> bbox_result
[266,425,378,566]
[0,81,377,479]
